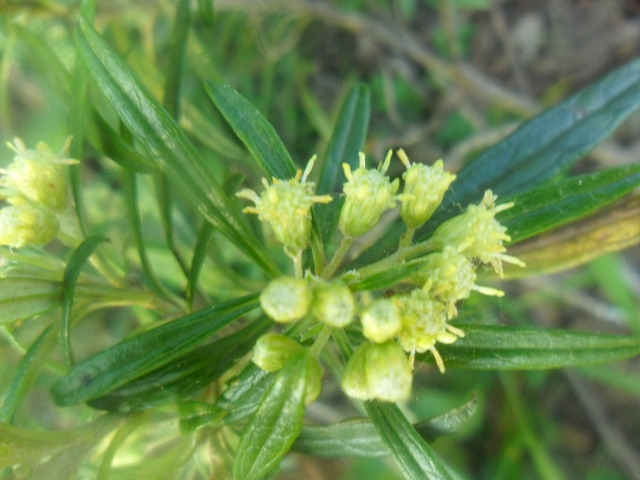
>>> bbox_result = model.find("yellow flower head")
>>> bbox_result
[430,190,525,277]
[339,151,399,238]
[0,204,59,248]
[395,289,464,373]
[398,149,456,229]
[1,137,77,211]
[237,156,331,257]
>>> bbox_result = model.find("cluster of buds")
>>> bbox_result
[242,150,522,404]
[0,138,77,248]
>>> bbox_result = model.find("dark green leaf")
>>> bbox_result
[315,84,370,243]
[205,80,297,180]
[163,0,190,119]
[87,318,270,412]
[215,364,276,424]
[292,393,477,457]
[61,236,109,366]
[418,324,640,369]
[233,351,309,480]
[0,278,61,324]
[187,221,215,310]
[499,164,640,244]
[346,258,428,291]
[52,294,259,406]
[76,19,279,277]
[178,401,226,433]
[365,401,454,480]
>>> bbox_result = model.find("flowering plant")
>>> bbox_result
[1,2,640,479]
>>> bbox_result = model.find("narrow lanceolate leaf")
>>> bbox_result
[75,19,279,277]
[355,57,640,267]
[61,236,109,367]
[215,364,276,424]
[205,80,297,180]
[504,194,640,278]
[233,351,309,480]
[293,394,478,457]
[365,401,454,480]
[187,221,215,310]
[498,163,640,244]
[52,294,259,406]
[418,324,640,369]
[315,84,370,242]
[0,278,61,324]
[346,258,429,292]
[87,319,271,413]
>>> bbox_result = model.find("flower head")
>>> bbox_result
[341,341,412,402]
[395,289,464,372]
[339,151,399,238]
[252,333,303,372]
[311,282,356,328]
[360,298,402,343]
[237,156,332,257]
[398,149,456,229]
[430,190,525,277]
[0,204,59,248]
[1,137,77,211]
[260,276,311,323]
[415,246,504,318]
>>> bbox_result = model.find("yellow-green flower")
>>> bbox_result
[252,333,303,372]
[429,190,525,277]
[0,204,59,248]
[360,298,402,343]
[398,149,455,229]
[260,277,311,323]
[311,282,356,328]
[339,151,399,238]
[237,156,332,257]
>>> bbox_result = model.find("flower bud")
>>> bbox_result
[311,282,356,328]
[237,156,331,257]
[339,151,399,238]
[260,277,311,323]
[341,341,412,402]
[429,190,524,277]
[304,354,324,405]
[1,137,76,211]
[252,333,303,372]
[0,204,59,248]
[398,150,455,229]
[361,299,401,343]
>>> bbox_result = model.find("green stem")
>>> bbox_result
[293,251,303,278]
[309,324,332,357]
[322,236,354,279]
[399,227,415,250]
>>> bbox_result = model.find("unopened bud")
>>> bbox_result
[252,333,303,372]
[311,282,356,328]
[361,299,401,343]
[260,277,311,323]
[0,204,59,248]
[304,354,324,405]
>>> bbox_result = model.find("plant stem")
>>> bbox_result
[293,251,303,278]
[309,324,332,357]
[399,227,415,250]
[322,236,354,279]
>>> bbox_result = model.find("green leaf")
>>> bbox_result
[0,415,119,469]
[365,401,454,480]
[61,236,109,366]
[87,318,270,412]
[233,351,309,480]
[187,220,215,310]
[51,294,259,406]
[315,84,370,242]
[205,79,297,180]
[178,401,226,433]
[418,324,640,369]
[498,164,640,244]
[215,364,276,424]
[355,57,640,266]
[75,19,279,277]
[163,0,190,119]
[346,258,428,291]
[292,393,477,457]
[0,278,61,324]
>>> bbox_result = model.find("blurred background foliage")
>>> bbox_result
[0,0,639,479]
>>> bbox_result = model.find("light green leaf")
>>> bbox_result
[75,18,279,277]
[419,324,640,369]
[292,393,477,457]
[51,294,259,406]
[0,278,61,324]
[365,401,454,480]
[233,351,309,480]
[205,79,297,180]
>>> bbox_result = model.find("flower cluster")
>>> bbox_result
[0,138,78,248]
[241,150,522,404]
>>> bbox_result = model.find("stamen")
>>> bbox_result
[494,202,514,213]
[380,149,392,174]
[342,163,353,181]
[358,152,366,169]
[301,155,317,182]
[445,324,465,337]
[473,285,505,297]
[261,178,270,189]
[430,347,445,373]
[501,254,526,267]
[397,148,411,169]
[294,169,303,182]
